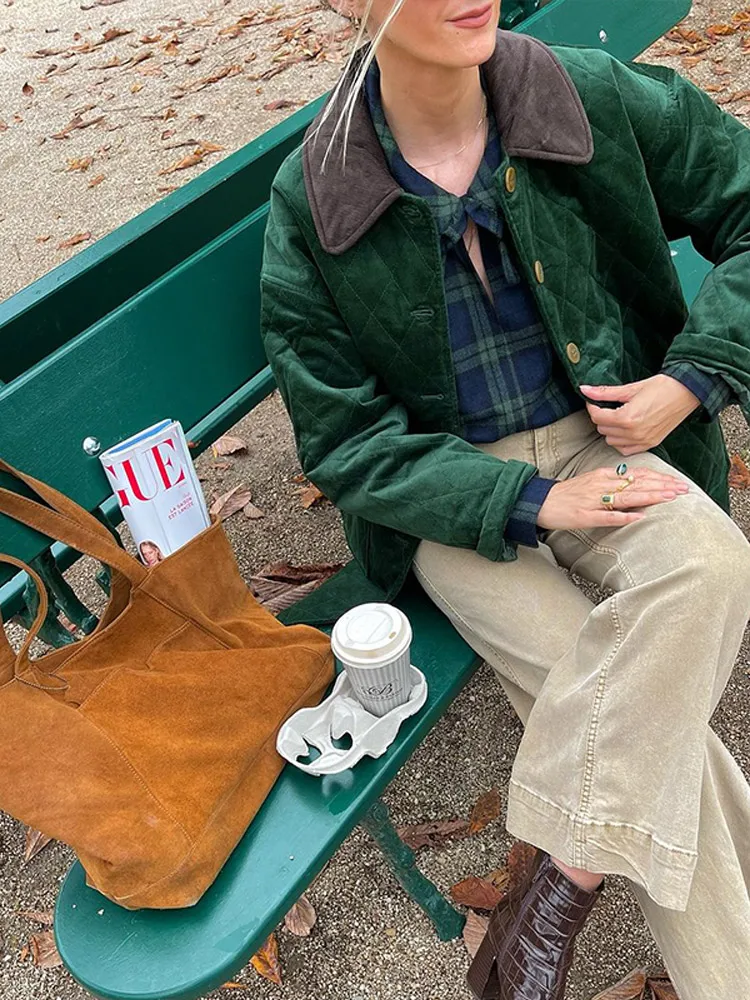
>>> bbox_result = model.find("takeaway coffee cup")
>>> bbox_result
[331,603,413,717]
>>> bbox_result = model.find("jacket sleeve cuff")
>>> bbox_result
[660,361,735,421]
[504,476,558,548]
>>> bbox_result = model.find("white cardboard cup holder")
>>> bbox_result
[276,666,428,775]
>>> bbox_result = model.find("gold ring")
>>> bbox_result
[615,476,634,493]
[601,493,615,510]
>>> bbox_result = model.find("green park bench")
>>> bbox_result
[0,0,705,996]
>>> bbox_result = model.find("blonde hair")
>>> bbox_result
[307,0,406,173]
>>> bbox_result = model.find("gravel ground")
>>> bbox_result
[3,2,750,999]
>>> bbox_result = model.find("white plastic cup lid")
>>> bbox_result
[331,603,412,668]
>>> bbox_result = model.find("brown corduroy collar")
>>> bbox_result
[302,29,594,256]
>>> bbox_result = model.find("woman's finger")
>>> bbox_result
[599,489,681,509]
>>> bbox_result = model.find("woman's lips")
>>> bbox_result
[449,3,493,28]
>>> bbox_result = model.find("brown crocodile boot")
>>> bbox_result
[466,850,603,1000]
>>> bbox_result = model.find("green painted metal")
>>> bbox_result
[517,0,691,58]
[33,549,98,634]
[360,798,465,941]
[17,564,77,648]
[0,207,271,593]
[55,578,480,1000]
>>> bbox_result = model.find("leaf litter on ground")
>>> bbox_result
[250,932,282,985]
[284,893,316,936]
[23,827,53,863]
[250,561,344,615]
[212,434,247,456]
[29,931,63,969]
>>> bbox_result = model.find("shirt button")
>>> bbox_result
[534,260,545,284]
[505,167,517,194]
[566,342,581,364]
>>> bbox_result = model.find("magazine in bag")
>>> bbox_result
[99,420,210,566]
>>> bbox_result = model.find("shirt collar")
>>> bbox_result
[363,59,504,246]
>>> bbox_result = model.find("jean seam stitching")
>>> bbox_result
[575,593,624,865]
[567,528,637,588]
[508,778,699,857]
[412,558,525,688]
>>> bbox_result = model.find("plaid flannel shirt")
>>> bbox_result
[364,61,734,547]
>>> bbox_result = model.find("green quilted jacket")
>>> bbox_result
[260,32,750,627]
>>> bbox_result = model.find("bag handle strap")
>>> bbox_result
[0,553,68,689]
[0,459,117,544]
[0,462,146,587]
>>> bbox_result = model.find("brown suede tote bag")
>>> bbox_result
[0,459,334,909]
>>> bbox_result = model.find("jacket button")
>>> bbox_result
[534,260,545,284]
[566,342,581,364]
[505,167,517,194]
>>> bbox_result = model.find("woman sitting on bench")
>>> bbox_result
[260,2,750,997]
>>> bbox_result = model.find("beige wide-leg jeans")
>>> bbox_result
[412,408,750,1000]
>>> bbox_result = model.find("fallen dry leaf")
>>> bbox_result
[22,81,34,96]
[462,910,489,959]
[484,866,511,893]
[210,485,254,521]
[250,933,282,986]
[243,501,265,520]
[159,150,204,174]
[506,841,538,894]
[590,967,646,1000]
[284,893,316,936]
[67,156,93,172]
[23,828,52,863]
[450,876,504,910]
[18,909,53,925]
[397,817,472,852]
[264,98,302,111]
[35,234,51,243]
[102,27,132,43]
[212,434,247,456]
[717,89,750,106]
[729,453,750,489]
[57,232,92,250]
[181,63,242,93]
[19,945,29,963]
[299,484,326,509]
[249,560,345,616]
[51,113,105,139]
[29,931,62,969]
[158,141,223,175]
[469,786,501,834]
[706,22,737,41]
[186,54,202,65]
[681,55,704,68]
[88,173,105,188]
[221,984,245,991]
[647,971,679,1000]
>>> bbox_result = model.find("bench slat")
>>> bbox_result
[0,208,271,590]
[55,582,481,1000]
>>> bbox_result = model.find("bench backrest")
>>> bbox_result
[0,0,692,598]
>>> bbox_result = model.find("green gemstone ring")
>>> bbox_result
[601,493,615,510]
[616,462,628,476]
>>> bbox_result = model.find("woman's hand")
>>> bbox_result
[537,465,690,531]
[580,374,701,456]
